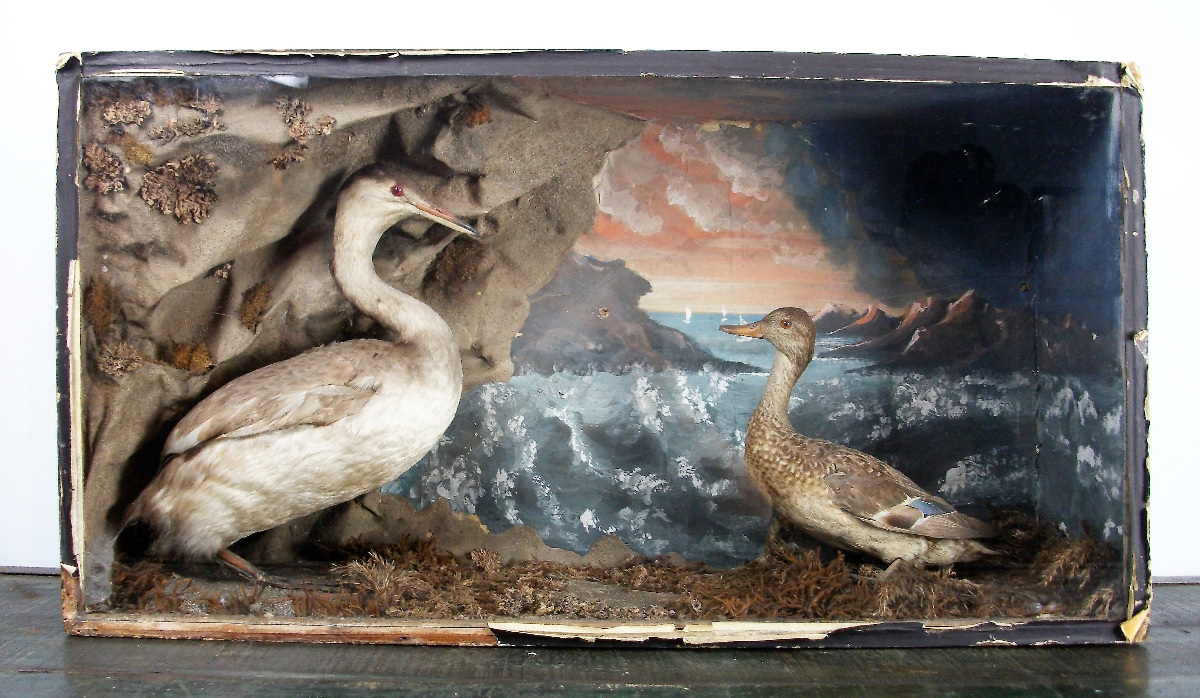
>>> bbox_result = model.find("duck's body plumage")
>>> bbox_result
[127,164,477,561]
[724,308,995,566]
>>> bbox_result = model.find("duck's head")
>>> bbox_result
[338,163,479,238]
[720,307,817,365]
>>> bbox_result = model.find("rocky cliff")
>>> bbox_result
[512,253,751,375]
[77,76,645,602]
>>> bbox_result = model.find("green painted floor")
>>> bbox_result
[1,574,1196,696]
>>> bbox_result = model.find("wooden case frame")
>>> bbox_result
[55,50,1149,647]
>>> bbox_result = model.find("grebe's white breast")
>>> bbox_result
[133,337,463,558]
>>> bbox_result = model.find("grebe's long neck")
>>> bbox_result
[332,197,451,346]
[756,349,811,421]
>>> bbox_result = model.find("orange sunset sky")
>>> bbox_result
[574,121,888,316]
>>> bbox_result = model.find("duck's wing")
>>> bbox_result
[163,341,387,458]
[820,442,995,539]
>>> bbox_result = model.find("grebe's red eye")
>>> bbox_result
[780,319,792,329]
[390,184,404,197]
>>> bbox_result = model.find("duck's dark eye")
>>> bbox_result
[780,319,792,329]
[390,184,404,197]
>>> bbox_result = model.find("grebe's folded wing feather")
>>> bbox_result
[163,342,385,458]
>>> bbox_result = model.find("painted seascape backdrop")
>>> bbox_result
[388,83,1126,567]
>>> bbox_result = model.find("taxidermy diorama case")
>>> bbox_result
[56,50,1149,647]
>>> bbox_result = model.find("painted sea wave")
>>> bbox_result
[386,313,1125,566]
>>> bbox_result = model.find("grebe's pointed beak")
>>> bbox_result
[412,201,480,239]
[719,321,763,338]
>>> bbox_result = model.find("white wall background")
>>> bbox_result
[0,1,1194,577]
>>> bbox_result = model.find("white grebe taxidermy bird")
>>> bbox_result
[125,163,479,583]
[720,307,996,572]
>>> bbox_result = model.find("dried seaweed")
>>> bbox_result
[424,237,487,295]
[875,564,987,619]
[204,584,266,615]
[239,281,272,331]
[109,509,1125,623]
[590,547,876,620]
[140,155,219,223]
[454,100,493,129]
[82,143,126,195]
[470,548,502,576]
[1037,525,1110,589]
[109,561,193,614]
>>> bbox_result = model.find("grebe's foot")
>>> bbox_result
[216,549,341,592]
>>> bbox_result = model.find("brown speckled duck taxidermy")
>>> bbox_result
[124,164,479,586]
[721,307,996,572]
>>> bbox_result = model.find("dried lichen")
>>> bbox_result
[147,93,226,142]
[270,97,336,169]
[140,155,219,223]
[170,342,214,374]
[82,143,126,195]
[101,99,152,127]
[277,98,313,142]
[284,98,315,136]
[269,146,309,170]
[148,116,227,143]
[182,93,222,116]
[84,276,115,338]
[239,281,272,331]
[314,114,336,137]
[97,342,143,378]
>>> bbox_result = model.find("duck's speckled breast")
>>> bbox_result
[744,410,833,505]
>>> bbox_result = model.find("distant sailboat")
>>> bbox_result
[720,306,728,322]
[684,307,693,324]
[733,314,753,341]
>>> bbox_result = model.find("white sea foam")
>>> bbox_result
[387,334,1125,565]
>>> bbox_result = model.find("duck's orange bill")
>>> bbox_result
[719,322,763,338]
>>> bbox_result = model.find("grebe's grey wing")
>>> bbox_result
[163,341,385,458]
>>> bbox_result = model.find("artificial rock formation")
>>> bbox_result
[76,76,643,603]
